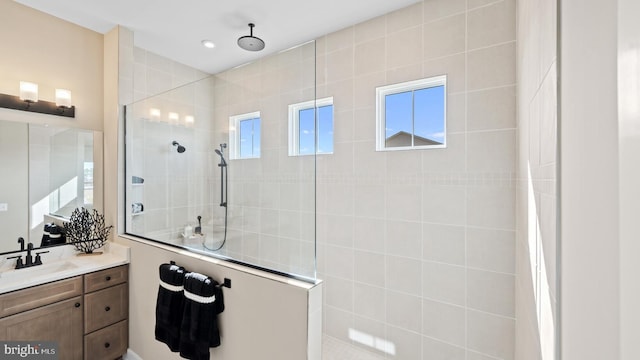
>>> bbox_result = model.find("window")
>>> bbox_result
[229,111,261,159]
[288,97,334,156]
[376,75,446,151]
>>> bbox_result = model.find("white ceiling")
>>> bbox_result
[15,0,421,74]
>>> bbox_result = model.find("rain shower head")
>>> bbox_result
[237,23,265,51]
[172,141,186,153]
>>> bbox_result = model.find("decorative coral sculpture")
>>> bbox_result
[64,207,113,254]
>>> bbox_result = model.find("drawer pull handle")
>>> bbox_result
[104,342,110,348]
[106,276,112,281]
[105,306,111,312]
[74,302,81,308]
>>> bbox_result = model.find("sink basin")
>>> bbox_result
[0,261,79,281]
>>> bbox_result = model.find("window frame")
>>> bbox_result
[229,111,261,159]
[287,97,334,156]
[375,75,447,151]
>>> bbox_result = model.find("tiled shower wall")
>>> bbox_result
[316,0,518,359]
[515,0,558,358]
[208,44,317,277]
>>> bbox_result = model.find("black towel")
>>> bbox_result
[155,263,187,351]
[179,272,225,360]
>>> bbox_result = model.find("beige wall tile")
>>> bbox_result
[387,26,424,69]
[423,0,466,23]
[355,38,387,77]
[423,336,466,360]
[467,86,517,131]
[423,53,466,93]
[355,15,387,44]
[467,0,516,50]
[467,186,515,230]
[387,291,422,332]
[325,275,354,311]
[468,42,516,90]
[388,2,424,34]
[424,14,466,60]
[355,250,387,286]
[422,299,466,346]
[423,261,466,305]
[386,256,422,296]
[422,185,467,225]
[422,223,466,265]
[467,227,516,273]
[385,220,423,258]
[467,310,515,360]
[354,217,386,253]
[467,129,516,173]
[386,325,423,359]
[354,283,387,319]
[467,268,515,317]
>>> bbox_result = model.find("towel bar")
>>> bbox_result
[167,260,231,289]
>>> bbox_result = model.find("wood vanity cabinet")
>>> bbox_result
[0,265,129,360]
[83,265,129,360]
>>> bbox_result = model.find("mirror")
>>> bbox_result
[0,119,103,254]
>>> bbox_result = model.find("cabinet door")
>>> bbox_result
[0,296,83,360]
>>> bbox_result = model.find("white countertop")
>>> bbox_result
[0,242,130,294]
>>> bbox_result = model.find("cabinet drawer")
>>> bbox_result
[84,265,128,293]
[84,320,128,360]
[0,276,82,318]
[84,283,128,333]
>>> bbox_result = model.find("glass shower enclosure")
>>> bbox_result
[124,41,317,280]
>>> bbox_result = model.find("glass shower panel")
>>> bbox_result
[125,41,317,280]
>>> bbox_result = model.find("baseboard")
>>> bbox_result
[122,349,143,360]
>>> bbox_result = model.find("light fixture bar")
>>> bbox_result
[0,93,75,118]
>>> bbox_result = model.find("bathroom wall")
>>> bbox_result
[619,0,640,358]
[560,0,620,359]
[515,0,558,359]
[0,1,104,130]
[207,45,317,277]
[316,0,517,358]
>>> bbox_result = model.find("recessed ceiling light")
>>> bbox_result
[201,40,215,49]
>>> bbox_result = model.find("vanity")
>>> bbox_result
[0,243,130,360]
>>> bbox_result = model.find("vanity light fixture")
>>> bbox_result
[185,115,195,125]
[0,81,75,118]
[20,81,38,102]
[168,112,179,124]
[150,108,161,120]
[55,89,72,107]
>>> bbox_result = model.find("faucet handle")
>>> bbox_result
[34,251,49,266]
[17,237,25,251]
[7,255,24,269]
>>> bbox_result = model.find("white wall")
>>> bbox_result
[560,1,620,359]
[618,0,640,358]
[0,1,104,130]
[515,0,558,358]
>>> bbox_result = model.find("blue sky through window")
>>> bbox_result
[384,85,445,147]
[239,117,260,158]
[298,105,334,155]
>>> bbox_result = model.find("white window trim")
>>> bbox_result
[375,75,447,151]
[229,111,261,159]
[287,97,334,156]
